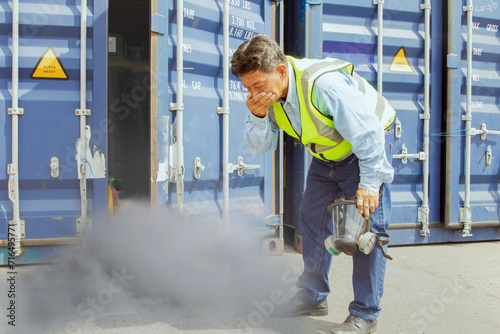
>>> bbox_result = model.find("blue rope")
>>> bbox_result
[81,158,102,212]
[424,129,472,137]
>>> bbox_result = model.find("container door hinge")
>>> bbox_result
[265,215,283,227]
[419,113,430,120]
[392,144,426,164]
[8,219,25,239]
[459,206,473,237]
[76,217,92,238]
[8,107,24,115]
[170,103,184,111]
[217,107,229,115]
[228,156,260,177]
[418,206,430,237]
[75,109,91,116]
[394,118,402,139]
[193,157,205,180]
[420,2,431,10]
[151,13,166,35]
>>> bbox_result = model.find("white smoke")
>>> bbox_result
[13,203,302,334]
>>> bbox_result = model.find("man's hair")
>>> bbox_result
[230,34,287,77]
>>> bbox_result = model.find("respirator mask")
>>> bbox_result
[324,196,392,260]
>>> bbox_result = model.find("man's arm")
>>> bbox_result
[313,70,394,218]
[244,110,280,154]
[243,90,280,154]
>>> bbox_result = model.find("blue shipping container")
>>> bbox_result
[445,0,500,235]
[287,0,500,246]
[1,0,285,264]
[1,0,108,264]
[2,0,499,264]
[152,0,283,254]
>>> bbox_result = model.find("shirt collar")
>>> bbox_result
[277,60,298,108]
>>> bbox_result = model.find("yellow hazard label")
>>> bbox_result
[30,48,69,80]
[389,46,414,73]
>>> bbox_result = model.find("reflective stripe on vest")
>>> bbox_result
[272,56,396,161]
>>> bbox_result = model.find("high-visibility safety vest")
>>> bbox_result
[272,56,396,162]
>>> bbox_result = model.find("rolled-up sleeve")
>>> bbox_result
[244,110,280,155]
[312,71,394,192]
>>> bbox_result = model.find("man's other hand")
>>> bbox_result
[355,188,380,219]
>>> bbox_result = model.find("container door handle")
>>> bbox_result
[228,156,260,177]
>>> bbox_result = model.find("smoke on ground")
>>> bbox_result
[14,203,299,334]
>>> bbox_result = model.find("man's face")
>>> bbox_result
[240,64,288,100]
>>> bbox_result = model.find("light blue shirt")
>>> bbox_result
[244,61,394,192]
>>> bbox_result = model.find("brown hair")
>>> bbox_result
[230,34,287,77]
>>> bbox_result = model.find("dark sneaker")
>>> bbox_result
[329,314,377,334]
[271,295,328,318]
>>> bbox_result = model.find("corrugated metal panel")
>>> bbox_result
[446,0,500,231]
[153,1,278,231]
[292,0,442,245]
[0,1,108,263]
[290,0,499,245]
[320,1,444,241]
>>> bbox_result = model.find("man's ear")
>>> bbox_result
[276,63,287,79]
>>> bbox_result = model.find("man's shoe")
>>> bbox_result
[329,314,377,334]
[271,295,328,318]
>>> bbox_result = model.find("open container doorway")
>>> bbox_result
[108,0,151,201]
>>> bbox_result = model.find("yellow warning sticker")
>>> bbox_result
[30,48,69,80]
[389,46,414,73]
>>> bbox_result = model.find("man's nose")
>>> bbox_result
[248,87,259,97]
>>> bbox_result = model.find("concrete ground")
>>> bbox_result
[1,241,500,334]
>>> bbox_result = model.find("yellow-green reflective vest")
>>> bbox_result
[272,56,396,162]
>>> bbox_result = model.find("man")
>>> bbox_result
[230,34,395,334]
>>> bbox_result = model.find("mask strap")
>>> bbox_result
[375,233,393,260]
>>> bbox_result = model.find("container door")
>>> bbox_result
[290,0,445,245]
[290,0,500,245]
[444,0,500,237]
[0,1,108,264]
[151,1,282,252]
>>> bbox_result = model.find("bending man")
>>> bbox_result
[230,34,396,334]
